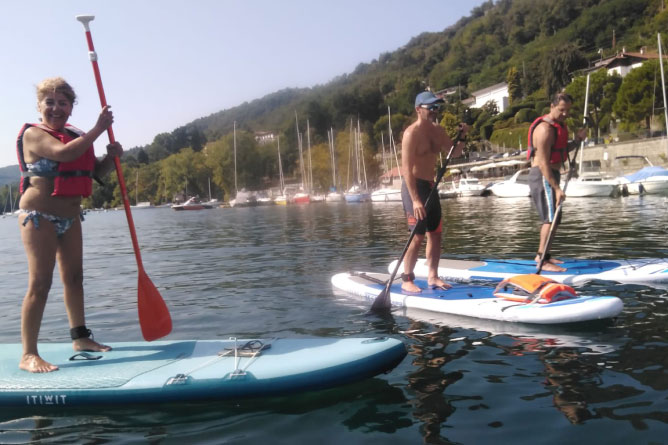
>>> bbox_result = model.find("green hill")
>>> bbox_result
[6,0,667,207]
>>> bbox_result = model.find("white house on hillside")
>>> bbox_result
[588,48,667,77]
[467,82,509,113]
[435,82,509,113]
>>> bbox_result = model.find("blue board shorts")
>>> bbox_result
[401,179,442,235]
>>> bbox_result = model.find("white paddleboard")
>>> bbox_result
[332,271,623,324]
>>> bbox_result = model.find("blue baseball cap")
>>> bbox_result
[415,91,444,107]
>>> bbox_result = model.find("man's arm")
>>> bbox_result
[401,127,426,220]
[440,123,467,158]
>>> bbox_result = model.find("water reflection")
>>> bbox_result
[0,195,666,443]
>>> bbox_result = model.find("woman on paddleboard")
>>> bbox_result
[16,77,123,373]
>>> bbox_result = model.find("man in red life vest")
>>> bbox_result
[527,92,586,272]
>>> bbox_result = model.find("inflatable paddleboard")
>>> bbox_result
[332,272,623,324]
[0,337,406,407]
[388,258,668,287]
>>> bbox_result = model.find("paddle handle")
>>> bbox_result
[76,15,144,270]
[536,74,590,274]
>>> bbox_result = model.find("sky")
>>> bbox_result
[0,0,486,168]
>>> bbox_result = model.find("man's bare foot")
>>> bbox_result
[401,281,422,293]
[428,277,452,290]
[538,261,567,272]
[19,354,58,373]
[73,338,112,352]
[534,255,564,265]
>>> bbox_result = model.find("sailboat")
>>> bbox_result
[372,107,402,203]
[131,170,153,208]
[562,74,618,198]
[2,184,16,217]
[274,136,288,205]
[230,122,257,208]
[344,118,370,203]
[291,112,311,204]
[202,177,220,207]
[325,127,344,202]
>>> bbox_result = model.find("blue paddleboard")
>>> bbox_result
[0,337,406,407]
[389,257,668,287]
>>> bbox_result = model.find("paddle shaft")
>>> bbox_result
[76,16,144,270]
[536,74,590,274]
[370,130,463,311]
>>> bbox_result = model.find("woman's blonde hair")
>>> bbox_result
[36,77,77,105]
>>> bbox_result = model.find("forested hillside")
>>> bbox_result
[3,0,667,210]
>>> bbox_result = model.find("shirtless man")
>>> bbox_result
[400,91,468,293]
[527,92,586,272]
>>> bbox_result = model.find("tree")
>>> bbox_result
[136,148,149,164]
[566,69,622,139]
[507,66,522,104]
[613,60,663,131]
[542,43,586,97]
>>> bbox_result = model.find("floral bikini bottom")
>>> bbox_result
[20,210,85,238]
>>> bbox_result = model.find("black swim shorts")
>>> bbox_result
[401,179,442,235]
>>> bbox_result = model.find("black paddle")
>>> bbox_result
[370,128,464,312]
[536,75,591,275]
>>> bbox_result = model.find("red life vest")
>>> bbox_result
[526,115,569,164]
[16,123,96,197]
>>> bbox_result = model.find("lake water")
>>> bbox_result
[0,195,666,444]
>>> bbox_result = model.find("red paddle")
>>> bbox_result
[76,15,172,341]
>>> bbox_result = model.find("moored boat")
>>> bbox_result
[172,196,214,211]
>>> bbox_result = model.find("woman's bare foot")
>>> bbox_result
[73,338,112,352]
[428,277,452,290]
[401,281,422,293]
[19,353,59,373]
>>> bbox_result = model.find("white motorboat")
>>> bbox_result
[438,182,460,199]
[490,169,530,198]
[564,173,620,197]
[229,190,257,208]
[456,177,486,196]
[371,187,402,202]
[619,166,668,195]
[172,196,214,211]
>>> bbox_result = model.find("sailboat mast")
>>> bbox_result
[329,128,337,189]
[295,112,306,191]
[388,106,402,182]
[578,74,591,177]
[307,119,313,193]
[277,136,285,192]
[233,121,238,195]
[658,33,668,135]
[358,119,368,190]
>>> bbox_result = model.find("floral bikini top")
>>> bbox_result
[25,158,59,173]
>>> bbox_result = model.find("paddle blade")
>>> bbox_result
[370,286,392,312]
[137,269,172,341]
